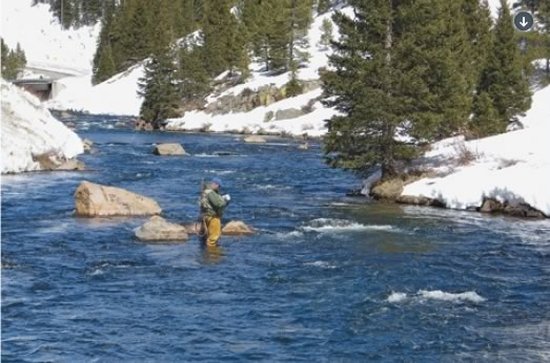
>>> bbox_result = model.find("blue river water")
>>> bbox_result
[2,116,550,362]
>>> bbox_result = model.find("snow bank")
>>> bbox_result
[1,80,83,174]
[1,0,100,75]
[401,85,550,216]
[47,63,145,116]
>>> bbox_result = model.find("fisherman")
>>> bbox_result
[199,177,230,247]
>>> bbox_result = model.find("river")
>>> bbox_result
[2,116,550,361]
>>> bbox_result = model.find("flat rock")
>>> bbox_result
[153,143,186,156]
[222,220,255,236]
[56,159,86,171]
[135,216,188,242]
[74,181,162,217]
[243,135,267,144]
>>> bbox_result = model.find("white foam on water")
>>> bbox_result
[419,290,486,303]
[387,292,408,303]
[304,261,337,269]
[274,230,305,240]
[193,153,220,158]
[301,218,399,233]
[387,290,486,304]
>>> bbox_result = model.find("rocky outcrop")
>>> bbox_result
[205,80,322,116]
[222,221,256,236]
[479,198,546,218]
[153,143,186,156]
[32,151,85,171]
[275,108,305,121]
[370,179,405,200]
[135,119,154,131]
[74,181,162,217]
[244,135,267,144]
[396,195,446,208]
[135,216,188,242]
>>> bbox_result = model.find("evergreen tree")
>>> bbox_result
[138,47,181,127]
[178,46,211,102]
[319,18,334,49]
[1,39,27,79]
[322,0,488,178]
[202,0,248,76]
[322,0,413,178]
[316,0,332,14]
[474,0,532,135]
[138,0,181,127]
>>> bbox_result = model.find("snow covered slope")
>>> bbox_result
[47,63,145,116]
[401,85,550,216]
[1,80,84,174]
[1,0,100,75]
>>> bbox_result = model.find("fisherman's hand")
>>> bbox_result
[222,194,231,202]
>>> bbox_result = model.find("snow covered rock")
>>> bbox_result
[134,216,188,242]
[243,135,267,144]
[74,181,162,217]
[153,143,186,156]
[1,80,84,174]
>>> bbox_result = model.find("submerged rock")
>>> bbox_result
[243,135,267,144]
[222,220,255,236]
[153,143,186,156]
[56,159,86,171]
[182,220,255,236]
[135,216,188,242]
[83,139,94,153]
[74,181,162,217]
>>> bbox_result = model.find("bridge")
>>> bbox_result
[12,78,55,101]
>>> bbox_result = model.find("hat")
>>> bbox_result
[211,177,223,187]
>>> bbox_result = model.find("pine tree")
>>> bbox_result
[202,0,248,76]
[138,0,181,127]
[474,0,532,135]
[178,46,211,102]
[138,48,181,127]
[316,0,332,14]
[319,18,334,49]
[322,0,413,178]
[1,39,26,79]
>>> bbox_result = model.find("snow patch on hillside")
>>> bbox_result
[1,0,100,75]
[401,85,550,216]
[1,80,83,174]
[47,63,145,116]
[167,7,352,135]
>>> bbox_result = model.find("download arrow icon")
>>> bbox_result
[514,11,534,31]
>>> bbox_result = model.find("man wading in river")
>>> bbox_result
[199,178,230,247]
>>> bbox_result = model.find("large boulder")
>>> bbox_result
[244,135,267,144]
[135,216,188,242]
[222,220,256,236]
[370,179,404,200]
[274,108,305,121]
[153,143,186,156]
[74,181,162,217]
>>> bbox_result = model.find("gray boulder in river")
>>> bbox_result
[153,143,186,156]
[135,216,189,242]
[74,181,162,217]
